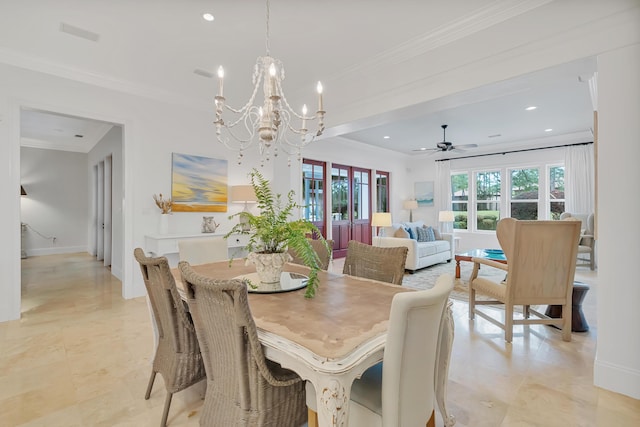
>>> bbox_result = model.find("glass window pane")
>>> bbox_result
[452,202,468,230]
[549,166,565,219]
[451,173,469,201]
[476,171,501,231]
[511,202,538,220]
[376,171,389,212]
[331,168,348,220]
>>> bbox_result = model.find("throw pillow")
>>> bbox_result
[405,227,416,240]
[425,226,436,242]
[394,227,410,239]
[432,227,442,241]
[416,226,429,242]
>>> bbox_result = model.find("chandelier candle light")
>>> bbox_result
[214,0,325,166]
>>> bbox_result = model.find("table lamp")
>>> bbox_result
[371,212,392,244]
[438,210,455,233]
[403,199,418,222]
[231,185,257,231]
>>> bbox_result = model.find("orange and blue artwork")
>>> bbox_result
[171,153,228,212]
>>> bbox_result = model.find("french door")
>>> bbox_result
[331,164,371,258]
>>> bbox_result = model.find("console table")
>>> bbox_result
[144,233,249,258]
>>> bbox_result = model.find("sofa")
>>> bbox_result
[374,221,453,273]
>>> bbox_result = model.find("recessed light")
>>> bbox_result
[525,106,537,111]
[203,13,214,22]
[545,128,553,132]
[383,135,390,139]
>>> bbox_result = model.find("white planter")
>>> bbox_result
[246,252,292,283]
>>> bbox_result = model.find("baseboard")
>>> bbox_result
[594,357,640,399]
[27,246,88,256]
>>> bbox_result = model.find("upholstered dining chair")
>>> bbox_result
[306,273,455,427]
[468,218,581,342]
[560,212,596,270]
[177,236,228,265]
[288,239,333,270]
[342,240,408,285]
[133,248,206,427]
[178,261,308,427]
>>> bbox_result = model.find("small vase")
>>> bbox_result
[246,252,292,284]
[158,214,169,235]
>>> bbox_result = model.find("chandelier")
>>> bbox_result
[214,0,325,166]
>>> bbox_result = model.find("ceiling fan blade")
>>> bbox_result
[454,143,478,149]
[412,147,439,152]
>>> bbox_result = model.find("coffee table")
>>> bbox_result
[454,248,507,278]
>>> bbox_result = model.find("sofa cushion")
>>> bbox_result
[394,227,410,238]
[416,240,450,257]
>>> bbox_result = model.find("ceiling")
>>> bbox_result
[2,0,597,155]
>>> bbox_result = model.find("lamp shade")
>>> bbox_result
[371,212,392,227]
[403,200,418,210]
[231,185,257,203]
[20,185,27,196]
[438,210,455,222]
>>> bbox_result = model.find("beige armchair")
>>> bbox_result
[559,212,596,270]
[468,218,581,342]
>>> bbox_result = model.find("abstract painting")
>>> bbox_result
[415,181,434,207]
[171,153,228,212]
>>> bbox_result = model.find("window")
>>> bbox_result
[375,171,390,212]
[549,165,565,219]
[476,171,501,231]
[452,160,563,232]
[451,173,469,230]
[302,160,325,222]
[509,168,539,220]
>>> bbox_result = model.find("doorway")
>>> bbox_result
[19,107,123,312]
[331,164,372,258]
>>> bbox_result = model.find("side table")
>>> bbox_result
[545,281,590,332]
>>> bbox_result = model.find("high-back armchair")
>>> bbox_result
[468,218,581,342]
[559,212,596,270]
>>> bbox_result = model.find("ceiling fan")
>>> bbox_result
[414,124,478,153]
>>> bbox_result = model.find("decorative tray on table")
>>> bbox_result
[233,272,308,294]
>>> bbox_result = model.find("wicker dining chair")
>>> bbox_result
[342,240,408,285]
[133,248,206,427]
[178,261,307,427]
[288,239,333,270]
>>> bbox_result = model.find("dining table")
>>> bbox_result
[171,259,455,427]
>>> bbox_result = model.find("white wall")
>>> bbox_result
[20,147,89,255]
[594,43,640,399]
[88,125,124,279]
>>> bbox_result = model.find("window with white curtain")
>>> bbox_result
[451,160,564,232]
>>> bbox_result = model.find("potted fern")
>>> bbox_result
[225,169,330,298]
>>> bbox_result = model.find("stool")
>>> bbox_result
[545,281,590,332]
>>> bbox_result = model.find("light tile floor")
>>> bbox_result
[1,253,638,426]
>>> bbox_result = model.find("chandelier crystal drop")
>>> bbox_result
[213,0,325,166]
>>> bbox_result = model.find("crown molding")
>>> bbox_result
[0,47,211,112]
[327,0,553,81]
